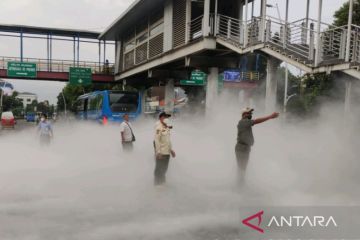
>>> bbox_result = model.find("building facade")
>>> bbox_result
[100,0,360,113]
[16,92,38,109]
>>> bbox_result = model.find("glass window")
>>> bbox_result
[124,39,135,52]
[108,91,139,113]
[136,32,148,44]
[150,22,164,36]
[88,95,103,111]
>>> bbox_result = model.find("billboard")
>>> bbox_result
[223,70,260,82]
[223,69,241,82]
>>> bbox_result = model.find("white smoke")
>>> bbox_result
[0,77,359,239]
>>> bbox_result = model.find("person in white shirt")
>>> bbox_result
[120,113,135,152]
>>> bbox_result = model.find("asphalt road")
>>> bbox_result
[0,117,358,240]
[0,119,37,135]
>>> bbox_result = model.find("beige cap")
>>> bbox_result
[241,107,254,115]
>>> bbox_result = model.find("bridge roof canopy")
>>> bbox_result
[0,24,100,39]
[99,0,165,40]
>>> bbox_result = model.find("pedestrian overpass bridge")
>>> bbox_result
[99,0,359,113]
[0,56,114,83]
[0,24,115,83]
[104,11,360,81]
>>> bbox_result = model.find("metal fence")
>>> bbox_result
[0,56,114,74]
[215,13,360,66]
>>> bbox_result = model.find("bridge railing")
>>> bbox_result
[216,14,263,47]
[215,14,315,60]
[246,17,262,45]
[188,15,204,42]
[217,14,243,45]
[214,13,360,67]
[320,25,347,62]
[350,25,360,64]
[0,56,114,74]
[265,16,315,60]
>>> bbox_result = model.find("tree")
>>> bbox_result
[25,100,38,113]
[273,67,309,116]
[293,73,345,117]
[1,91,24,116]
[37,101,51,115]
[56,85,90,112]
[333,0,360,26]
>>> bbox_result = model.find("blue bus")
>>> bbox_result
[75,90,141,123]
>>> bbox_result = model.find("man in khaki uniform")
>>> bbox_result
[236,107,279,184]
[154,112,176,186]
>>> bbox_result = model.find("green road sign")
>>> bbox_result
[69,67,92,86]
[191,70,207,82]
[180,70,207,86]
[7,62,37,78]
[180,79,205,86]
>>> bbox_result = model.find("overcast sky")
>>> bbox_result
[0,0,348,104]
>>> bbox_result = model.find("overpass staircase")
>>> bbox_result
[213,14,360,79]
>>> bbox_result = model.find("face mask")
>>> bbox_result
[41,118,45,122]
[163,118,173,129]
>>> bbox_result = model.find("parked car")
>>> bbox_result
[1,111,16,129]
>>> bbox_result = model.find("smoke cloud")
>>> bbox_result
[0,78,359,239]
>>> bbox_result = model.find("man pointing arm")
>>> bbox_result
[235,107,279,185]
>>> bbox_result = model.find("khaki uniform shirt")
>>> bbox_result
[154,122,172,155]
[237,119,255,146]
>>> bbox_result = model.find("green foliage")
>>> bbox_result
[276,67,306,116]
[293,73,336,115]
[24,99,54,116]
[25,100,38,113]
[276,66,301,105]
[1,91,24,116]
[333,0,360,26]
[274,69,335,116]
[37,101,50,115]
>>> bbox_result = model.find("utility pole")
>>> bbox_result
[315,0,323,66]
[0,88,3,114]
[61,90,67,119]
[284,63,289,112]
[345,0,354,62]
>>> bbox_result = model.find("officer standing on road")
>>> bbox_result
[37,113,53,146]
[236,107,279,184]
[154,112,176,186]
[120,113,135,152]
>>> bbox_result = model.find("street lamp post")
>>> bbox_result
[61,90,67,119]
[0,89,3,113]
[345,0,354,62]
[267,3,292,112]
[284,93,297,112]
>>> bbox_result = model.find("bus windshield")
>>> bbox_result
[108,91,139,113]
